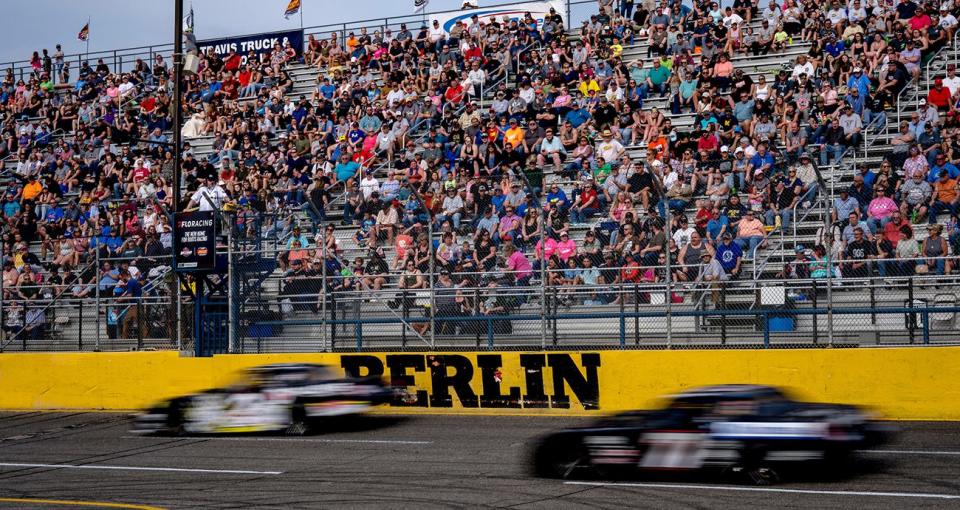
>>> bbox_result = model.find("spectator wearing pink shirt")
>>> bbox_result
[866,189,898,234]
[497,205,521,244]
[554,231,577,263]
[503,242,532,286]
[735,209,766,259]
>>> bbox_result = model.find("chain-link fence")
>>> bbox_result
[226,238,960,352]
[0,253,185,352]
[4,231,959,353]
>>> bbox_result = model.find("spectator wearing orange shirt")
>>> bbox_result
[504,118,525,149]
[21,176,42,205]
[929,170,960,224]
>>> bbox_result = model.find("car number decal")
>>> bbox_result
[638,432,706,469]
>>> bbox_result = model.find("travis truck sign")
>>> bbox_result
[198,29,303,63]
[174,211,216,271]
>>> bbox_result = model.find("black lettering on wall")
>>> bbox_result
[340,355,385,378]
[548,353,601,410]
[476,355,521,408]
[386,355,428,407]
[428,355,479,408]
[519,354,549,408]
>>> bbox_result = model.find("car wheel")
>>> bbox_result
[746,466,780,486]
[165,399,188,437]
[285,404,310,436]
[533,438,589,479]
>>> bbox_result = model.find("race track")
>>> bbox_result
[0,412,958,509]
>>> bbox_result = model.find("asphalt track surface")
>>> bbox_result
[0,413,958,509]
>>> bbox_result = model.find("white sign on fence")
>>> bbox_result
[430,0,565,33]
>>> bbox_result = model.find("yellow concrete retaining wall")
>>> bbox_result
[1,347,958,420]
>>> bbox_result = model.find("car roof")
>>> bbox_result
[670,385,785,401]
[247,363,330,373]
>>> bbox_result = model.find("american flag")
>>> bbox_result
[77,22,89,42]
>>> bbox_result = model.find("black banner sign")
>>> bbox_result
[198,29,303,61]
[174,211,216,271]
[341,353,601,410]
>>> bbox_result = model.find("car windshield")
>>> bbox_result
[223,365,337,392]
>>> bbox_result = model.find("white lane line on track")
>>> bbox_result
[0,462,283,475]
[563,481,960,500]
[861,449,960,456]
[121,435,432,445]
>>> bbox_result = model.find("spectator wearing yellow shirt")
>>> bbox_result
[577,77,601,97]
[609,38,624,59]
[21,176,43,204]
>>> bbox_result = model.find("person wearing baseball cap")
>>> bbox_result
[928,77,952,110]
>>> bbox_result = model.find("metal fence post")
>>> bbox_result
[811,280,818,345]
[618,282,625,348]
[95,248,101,351]
[227,224,235,353]
[175,276,182,351]
[136,300,143,350]
[321,234,328,352]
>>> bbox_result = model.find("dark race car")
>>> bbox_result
[532,385,892,484]
[133,363,395,435]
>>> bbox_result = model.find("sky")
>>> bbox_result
[3,0,575,65]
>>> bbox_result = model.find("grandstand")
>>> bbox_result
[1,0,960,354]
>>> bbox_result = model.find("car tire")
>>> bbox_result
[285,403,310,436]
[165,399,188,437]
[532,437,589,479]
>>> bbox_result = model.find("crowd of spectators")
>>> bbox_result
[2,0,960,342]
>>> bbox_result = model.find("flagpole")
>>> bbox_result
[85,17,90,64]
[300,0,304,32]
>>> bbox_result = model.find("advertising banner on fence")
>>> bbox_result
[431,0,565,33]
[198,29,303,61]
[174,211,216,271]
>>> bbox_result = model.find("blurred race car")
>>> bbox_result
[133,363,394,435]
[532,385,891,484]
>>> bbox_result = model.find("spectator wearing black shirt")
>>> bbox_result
[844,226,876,278]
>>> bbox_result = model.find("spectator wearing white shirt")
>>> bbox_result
[941,6,958,38]
[722,8,744,28]
[428,20,446,52]
[791,55,815,79]
[826,2,848,33]
[466,61,486,97]
[359,170,380,200]
[536,128,567,174]
[943,64,960,98]
[595,129,625,166]
[187,175,229,212]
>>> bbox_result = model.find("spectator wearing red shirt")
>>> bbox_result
[927,78,952,110]
[237,65,252,88]
[908,10,933,31]
[444,79,465,105]
[697,129,719,155]
[223,50,242,72]
[221,73,239,100]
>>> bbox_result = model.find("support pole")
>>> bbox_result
[173,0,183,212]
